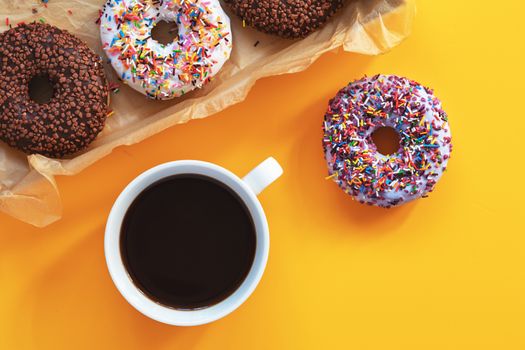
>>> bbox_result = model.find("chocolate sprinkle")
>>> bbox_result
[0,23,109,158]
[224,0,345,39]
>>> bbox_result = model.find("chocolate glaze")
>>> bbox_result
[0,23,109,158]
[223,0,345,39]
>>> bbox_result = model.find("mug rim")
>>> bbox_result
[104,160,270,326]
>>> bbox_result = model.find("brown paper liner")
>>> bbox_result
[0,0,415,227]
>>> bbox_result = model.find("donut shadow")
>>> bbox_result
[289,98,415,238]
[13,226,208,349]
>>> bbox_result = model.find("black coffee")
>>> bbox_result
[120,174,256,310]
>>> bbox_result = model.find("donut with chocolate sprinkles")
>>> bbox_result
[0,23,109,158]
[223,0,345,39]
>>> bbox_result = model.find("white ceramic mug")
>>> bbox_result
[105,157,283,326]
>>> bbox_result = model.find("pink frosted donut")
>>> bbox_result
[323,75,453,208]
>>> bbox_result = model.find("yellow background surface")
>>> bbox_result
[1,1,525,349]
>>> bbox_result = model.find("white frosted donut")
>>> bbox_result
[100,0,232,100]
[323,75,453,208]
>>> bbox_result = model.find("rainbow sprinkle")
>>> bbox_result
[322,74,453,208]
[100,0,232,100]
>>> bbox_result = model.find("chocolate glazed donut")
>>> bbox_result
[223,0,345,39]
[0,23,109,158]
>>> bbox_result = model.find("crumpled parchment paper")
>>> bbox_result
[0,0,415,227]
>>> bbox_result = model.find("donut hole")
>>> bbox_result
[151,20,178,46]
[29,74,55,104]
[371,126,401,155]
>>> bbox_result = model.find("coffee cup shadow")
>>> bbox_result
[14,226,208,348]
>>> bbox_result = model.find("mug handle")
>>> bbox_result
[242,157,283,195]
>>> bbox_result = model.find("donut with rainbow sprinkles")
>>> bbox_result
[100,0,232,100]
[323,74,452,208]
